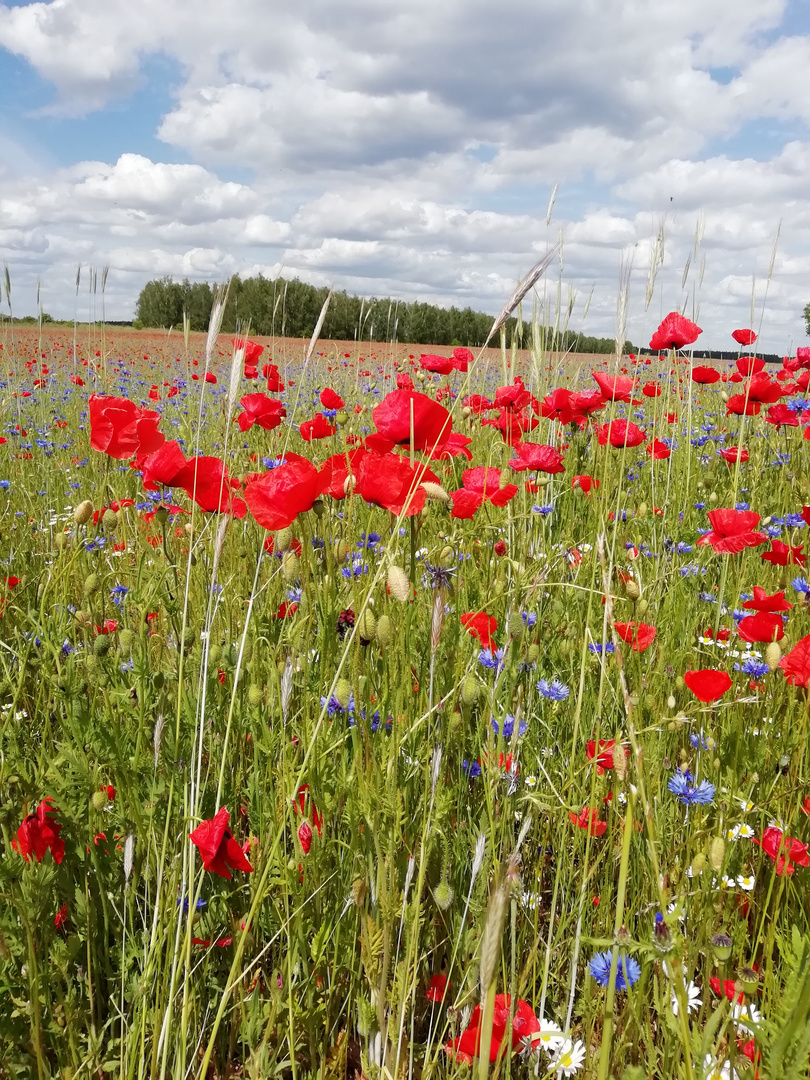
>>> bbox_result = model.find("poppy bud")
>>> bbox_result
[93,635,111,657]
[667,694,676,709]
[357,609,377,643]
[709,836,725,872]
[248,684,264,707]
[636,502,648,518]
[336,411,348,425]
[155,506,169,525]
[209,644,222,665]
[690,853,706,876]
[85,653,100,675]
[375,614,392,647]
[298,820,312,855]
[83,573,100,598]
[184,522,194,537]
[636,598,649,616]
[433,881,454,910]
[675,675,685,690]
[275,527,293,553]
[461,674,480,706]
[73,500,94,525]
[527,643,540,664]
[709,492,718,503]
[614,746,628,781]
[281,552,299,582]
[118,628,135,652]
[387,565,410,602]
[421,482,450,503]
[91,789,107,810]
[335,678,352,709]
[182,626,197,649]
[54,533,68,551]
[334,539,349,562]
[102,509,118,530]
[624,580,640,601]
[507,613,524,638]
[352,876,367,907]
[462,406,471,418]
[764,641,781,672]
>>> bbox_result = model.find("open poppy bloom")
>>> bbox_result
[540,387,586,426]
[649,311,702,351]
[736,612,784,644]
[89,394,165,461]
[461,611,497,650]
[586,739,628,773]
[761,541,806,567]
[779,633,810,687]
[596,420,646,449]
[244,454,324,530]
[356,453,438,517]
[464,393,493,414]
[732,328,757,347]
[592,372,637,403]
[319,448,367,499]
[371,390,452,455]
[691,366,721,384]
[696,508,767,554]
[752,825,809,876]
[171,456,247,518]
[572,474,599,494]
[508,442,565,473]
[232,337,264,367]
[446,994,541,1063]
[743,587,792,613]
[419,353,455,375]
[139,440,187,490]
[764,403,799,429]
[237,393,286,432]
[320,387,344,409]
[265,364,285,392]
[641,382,661,397]
[570,806,607,835]
[426,973,448,1002]
[683,669,732,703]
[646,439,670,460]
[300,412,336,441]
[12,798,65,864]
[482,406,539,445]
[719,446,748,465]
[428,431,473,461]
[189,807,253,880]
[614,621,657,652]
[449,466,518,519]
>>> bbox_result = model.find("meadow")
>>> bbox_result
[1,300,810,1080]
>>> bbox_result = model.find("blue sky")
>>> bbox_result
[1,0,809,348]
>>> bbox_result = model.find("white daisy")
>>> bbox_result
[524,774,538,788]
[550,1039,586,1076]
[737,873,756,891]
[737,823,755,839]
[726,825,740,841]
[671,979,702,1016]
[737,797,754,813]
[535,1018,566,1054]
[731,1000,761,1035]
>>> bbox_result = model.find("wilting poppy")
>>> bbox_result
[779,634,810,687]
[446,994,541,1063]
[614,621,657,652]
[300,413,336,441]
[508,442,565,473]
[461,612,497,650]
[596,420,646,449]
[752,825,809,876]
[89,395,165,461]
[189,807,253,880]
[649,312,702,351]
[697,509,767,554]
[683,669,732,703]
[237,393,286,432]
[244,454,324,530]
[12,798,65,864]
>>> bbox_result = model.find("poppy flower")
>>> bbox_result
[761,541,806,567]
[464,393,494,414]
[89,395,165,461]
[319,448,367,499]
[737,612,784,643]
[592,372,637,402]
[508,442,565,473]
[752,825,809,876]
[461,612,497,650]
[139,441,186,490]
[586,739,627,773]
[646,439,670,460]
[539,387,584,426]
[12,798,65,864]
[355,452,438,517]
[428,431,473,461]
[419,353,454,375]
[449,466,519,519]
[746,373,783,403]
[744,587,792,613]
[779,633,810,687]
[719,446,748,465]
[614,621,657,652]
[569,806,607,836]
[232,337,264,367]
[298,820,313,855]
[396,373,415,391]
[244,454,324,531]
[189,806,253,880]
[764,403,799,428]
[649,312,702,351]
[726,394,761,417]
[265,366,285,392]
[371,390,452,454]
[683,669,732,703]
[572,474,599,493]
[493,378,533,411]
[571,389,607,416]
[300,413,336,441]
[237,393,286,432]
[697,508,767,554]
[446,994,541,1063]
[452,346,473,370]
[54,903,69,930]
[691,366,721,384]
[320,387,344,409]
[481,407,538,445]
[709,978,746,1004]
[596,420,646,448]
[641,382,661,397]
[426,973,448,1002]
[732,328,757,346]
[736,355,765,376]
[171,457,247,518]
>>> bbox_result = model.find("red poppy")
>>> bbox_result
[569,806,607,836]
[464,393,494,414]
[614,621,657,652]
[744,587,792,613]
[572,389,608,416]
[189,806,253,879]
[691,366,721,384]
[596,419,646,448]
[709,978,745,1004]
[355,452,437,517]
[683,669,732,702]
[319,448,367,499]
[761,541,806,567]
[779,634,810,687]
[572,474,599,493]
[737,612,784,644]
[697,508,767,554]
[508,442,565,473]
[461,612,497,650]
[244,454,324,530]
[298,820,313,855]
[396,373,415,391]
[232,337,264,367]
[649,312,702,351]
[429,431,474,461]
[732,328,757,346]
[493,539,507,556]
[646,439,671,460]
[586,739,627,773]
[371,390,452,454]
[736,355,765,376]
[237,393,286,432]
[482,406,538,445]
[139,441,186,490]
[719,446,748,465]
[746,373,783,403]
[172,457,247,518]
[320,387,344,409]
[452,346,473,370]
[300,413,336,441]
[753,825,809,876]
[89,395,165,461]
[54,903,69,930]
[641,382,661,397]
[449,466,519,519]
[265,365,285,392]
[419,353,454,375]
[764,403,799,428]
[426,973,448,1002]
[539,387,585,426]
[592,372,636,402]
[446,994,540,1063]
[493,378,533,411]
[12,798,65,864]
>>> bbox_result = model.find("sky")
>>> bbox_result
[1,0,810,349]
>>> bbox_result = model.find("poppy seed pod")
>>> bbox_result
[375,614,392,647]
[387,565,410,602]
[182,625,197,649]
[155,506,169,525]
[83,573,100,598]
[336,411,348,425]
[711,933,733,963]
[73,500,94,525]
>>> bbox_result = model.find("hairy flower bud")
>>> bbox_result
[275,527,293,553]
[83,573,100,598]
[387,565,410,602]
[764,641,782,672]
[357,609,376,644]
[624,579,640,601]
[709,836,726,873]
[375,614,392,647]
[248,684,264,707]
[335,678,352,709]
[73,500,94,525]
[281,552,299,582]
[93,635,111,657]
[461,674,480,706]
[118,628,135,652]
[421,482,450,503]
[102,509,118,530]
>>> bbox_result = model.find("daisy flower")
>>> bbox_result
[731,1000,761,1035]
[737,873,756,891]
[535,1018,566,1054]
[671,979,702,1016]
[549,1039,586,1076]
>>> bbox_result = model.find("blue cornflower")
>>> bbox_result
[589,951,641,991]
[61,639,74,657]
[690,732,709,750]
[286,586,303,602]
[667,771,715,806]
[110,584,128,606]
[532,505,554,515]
[736,501,750,511]
[521,611,537,628]
[736,659,770,678]
[177,897,207,912]
[478,648,506,671]
[792,577,810,595]
[0,480,9,489]
[588,642,615,655]
[537,677,569,701]
[357,532,381,549]
[676,542,693,554]
[462,759,482,779]
[492,713,527,738]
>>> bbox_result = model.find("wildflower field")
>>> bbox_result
[2,295,810,1080]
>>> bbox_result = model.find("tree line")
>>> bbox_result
[133,274,627,352]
